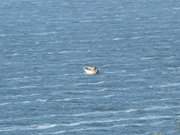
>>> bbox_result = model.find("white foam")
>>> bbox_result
[112,37,122,41]
[139,115,171,120]
[103,94,114,98]
[32,123,57,130]
[125,109,138,113]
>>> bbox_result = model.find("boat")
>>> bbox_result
[83,65,98,75]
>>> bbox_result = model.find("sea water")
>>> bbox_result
[0,0,180,135]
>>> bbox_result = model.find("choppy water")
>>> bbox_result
[1,0,180,135]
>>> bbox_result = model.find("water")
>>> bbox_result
[0,0,180,134]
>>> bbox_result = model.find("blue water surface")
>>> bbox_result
[1,0,180,135]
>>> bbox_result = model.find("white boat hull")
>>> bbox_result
[83,66,98,75]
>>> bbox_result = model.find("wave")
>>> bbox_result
[71,109,137,117]
[0,102,10,106]
[0,114,57,123]
[173,7,180,10]
[140,57,155,60]
[32,123,57,130]
[112,37,123,41]
[2,93,40,99]
[0,123,56,132]
[3,85,38,90]
[148,82,180,89]
[35,99,47,103]
[103,94,114,98]
[74,81,105,86]
[97,88,109,92]
[125,78,146,82]
[55,94,113,102]
[4,75,41,81]
[28,31,58,36]
[130,36,142,40]
[159,82,180,88]
[87,81,105,85]
[52,123,146,134]
[144,105,180,111]
[61,115,173,127]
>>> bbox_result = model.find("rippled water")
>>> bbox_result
[1,0,180,135]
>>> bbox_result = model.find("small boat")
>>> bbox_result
[83,65,98,75]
